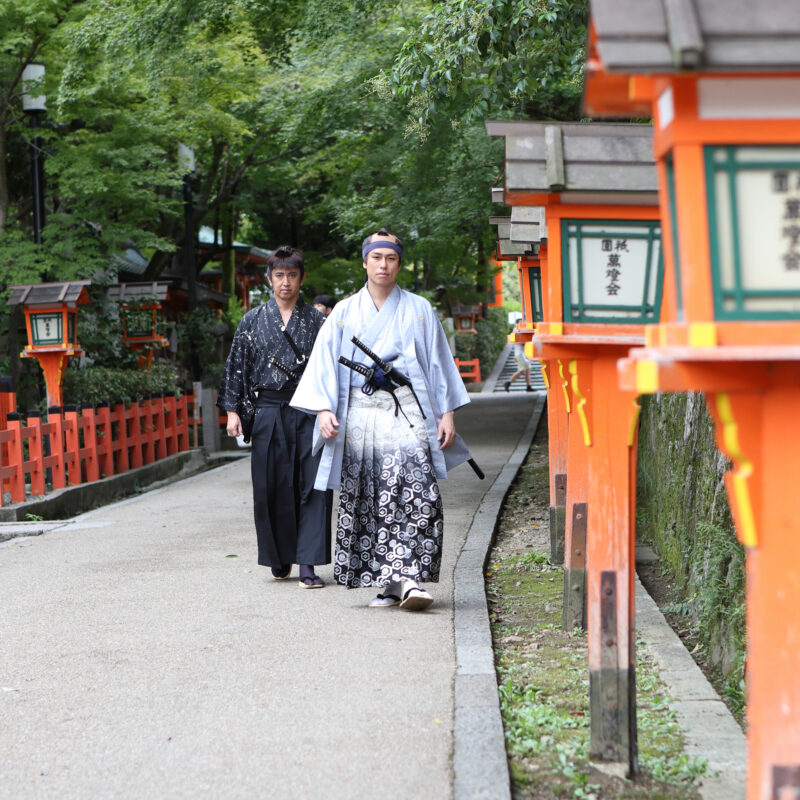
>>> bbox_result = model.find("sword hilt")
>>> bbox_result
[351,336,392,374]
[338,356,373,379]
[270,357,299,380]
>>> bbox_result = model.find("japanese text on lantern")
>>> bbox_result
[602,238,629,295]
[773,170,800,271]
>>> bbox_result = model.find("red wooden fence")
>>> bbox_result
[0,393,191,507]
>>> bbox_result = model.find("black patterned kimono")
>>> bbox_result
[218,298,331,568]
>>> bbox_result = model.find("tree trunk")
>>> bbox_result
[221,206,236,298]
[0,125,9,232]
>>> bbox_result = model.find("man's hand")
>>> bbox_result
[318,410,340,439]
[437,411,455,449]
[226,411,243,438]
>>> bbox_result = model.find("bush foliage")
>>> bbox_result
[62,362,183,406]
[454,306,508,380]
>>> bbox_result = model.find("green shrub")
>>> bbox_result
[454,306,507,379]
[62,362,183,406]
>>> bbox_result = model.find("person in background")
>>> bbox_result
[504,341,535,392]
[291,228,471,611]
[312,294,336,317]
[218,246,331,588]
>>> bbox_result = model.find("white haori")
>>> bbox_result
[290,285,472,491]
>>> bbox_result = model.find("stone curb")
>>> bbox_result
[635,577,746,800]
[453,392,546,800]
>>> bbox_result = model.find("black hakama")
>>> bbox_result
[251,390,331,567]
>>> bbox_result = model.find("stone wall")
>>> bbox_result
[636,393,746,710]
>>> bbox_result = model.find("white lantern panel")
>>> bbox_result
[564,222,662,322]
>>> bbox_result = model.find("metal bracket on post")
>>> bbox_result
[562,501,587,631]
[550,472,567,564]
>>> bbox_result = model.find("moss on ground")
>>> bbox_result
[488,423,707,800]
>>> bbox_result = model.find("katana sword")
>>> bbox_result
[340,338,485,480]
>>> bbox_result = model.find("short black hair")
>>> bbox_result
[266,245,304,277]
[312,294,336,309]
[361,227,403,254]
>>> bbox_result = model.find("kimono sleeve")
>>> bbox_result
[217,318,250,411]
[290,312,341,415]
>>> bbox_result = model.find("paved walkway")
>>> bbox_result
[0,394,540,800]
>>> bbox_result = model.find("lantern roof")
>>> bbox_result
[486,121,657,199]
[590,0,800,72]
[510,206,547,244]
[7,281,90,307]
[106,282,171,302]
[489,216,538,257]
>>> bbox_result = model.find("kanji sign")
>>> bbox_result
[706,146,800,319]
[561,220,663,323]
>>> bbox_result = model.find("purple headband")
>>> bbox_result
[362,240,403,261]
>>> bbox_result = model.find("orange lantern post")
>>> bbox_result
[492,207,570,562]
[586,3,800,794]
[488,120,664,772]
[107,282,171,371]
[7,281,91,407]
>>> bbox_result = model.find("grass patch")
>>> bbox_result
[488,427,706,799]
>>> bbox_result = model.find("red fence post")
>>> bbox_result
[95,402,114,478]
[26,410,45,496]
[81,404,99,483]
[177,394,190,452]
[0,377,16,432]
[152,393,167,461]
[4,414,26,503]
[127,401,143,469]
[141,396,155,465]
[112,401,129,473]
[164,392,178,455]
[46,406,66,491]
[63,405,82,486]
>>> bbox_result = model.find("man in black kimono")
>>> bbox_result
[218,246,330,588]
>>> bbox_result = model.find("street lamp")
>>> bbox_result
[21,63,46,245]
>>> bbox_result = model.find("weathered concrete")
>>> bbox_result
[0,449,225,523]
[0,393,539,800]
[635,577,746,800]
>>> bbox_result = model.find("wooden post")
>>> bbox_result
[63,405,81,486]
[26,411,45,496]
[544,358,570,565]
[127,401,143,469]
[152,393,167,461]
[81,404,99,483]
[140,396,154,465]
[4,414,26,503]
[0,377,15,431]
[561,359,591,632]
[164,392,178,456]
[112,401,129,474]
[95,402,114,478]
[584,354,640,771]
[177,394,190,452]
[46,406,66,491]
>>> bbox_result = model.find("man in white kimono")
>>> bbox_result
[291,228,471,611]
